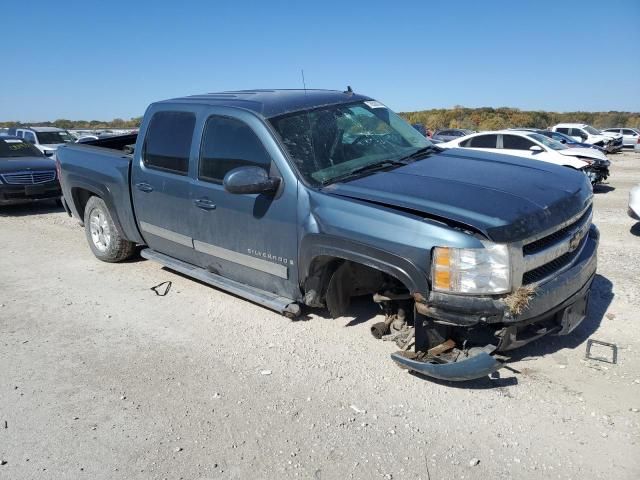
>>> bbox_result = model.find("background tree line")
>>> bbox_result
[400,106,640,131]
[2,107,639,131]
[0,117,143,129]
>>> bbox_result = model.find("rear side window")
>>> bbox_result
[502,135,535,150]
[556,127,570,134]
[199,116,271,183]
[461,134,497,148]
[143,111,195,174]
[24,131,37,144]
[623,129,637,135]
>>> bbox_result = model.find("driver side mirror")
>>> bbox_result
[529,145,544,153]
[223,166,281,195]
[560,139,567,144]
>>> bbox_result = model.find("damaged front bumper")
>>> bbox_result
[394,225,599,381]
[392,349,503,381]
[585,165,610,185]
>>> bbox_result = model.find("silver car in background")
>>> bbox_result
[602,128,640,148]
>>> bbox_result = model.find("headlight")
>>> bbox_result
[432,243,510,294]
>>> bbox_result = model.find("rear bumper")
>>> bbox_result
[0,182,61,205]
[420,225,598,332]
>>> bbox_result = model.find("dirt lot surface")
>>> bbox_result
[1,151,639,480]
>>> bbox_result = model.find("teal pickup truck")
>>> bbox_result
[56,89,598,381]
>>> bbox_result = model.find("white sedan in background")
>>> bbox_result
[439,130,610,184]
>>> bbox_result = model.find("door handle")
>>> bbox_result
[193,198,216,210]
[135,182,153,193]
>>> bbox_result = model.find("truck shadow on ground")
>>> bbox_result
[593,185,615,194]
[630,223,640,237]
[0,201,63,217]
[508,273,614,361]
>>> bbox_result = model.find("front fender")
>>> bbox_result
[299,234,429,295]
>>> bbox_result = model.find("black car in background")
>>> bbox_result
[411,122,428,137]
[0,136,61,205]
[431,128,475,142]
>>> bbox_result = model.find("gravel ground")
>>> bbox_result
[1,150,639,480]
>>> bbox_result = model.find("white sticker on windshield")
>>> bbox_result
[364,100,386,109]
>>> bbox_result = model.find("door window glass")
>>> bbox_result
[143,111,195,174]
[502,135,535,150]
[24,131,36,143]
[463,134,497,148]
[570,128,587,138]
[199,116,271,183]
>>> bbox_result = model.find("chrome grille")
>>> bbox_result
[522,238,586,284]
[523,208,591,255]
[519,205,592,286]
[1,170,56,185]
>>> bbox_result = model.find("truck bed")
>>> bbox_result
[81,133,138,154]
[57,138,144,244]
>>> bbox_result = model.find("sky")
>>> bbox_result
[1,0,639,121]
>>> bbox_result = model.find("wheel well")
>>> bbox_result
[302,256,410,317]
[71,188,97,222]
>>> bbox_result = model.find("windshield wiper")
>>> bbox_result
[321,160,406,186]
[396,144,441,163]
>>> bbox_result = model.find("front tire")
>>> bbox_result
[84,196,135,262]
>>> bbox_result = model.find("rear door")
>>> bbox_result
[189,108,300,299]
[622,128,638,146]
[131,108,200,265]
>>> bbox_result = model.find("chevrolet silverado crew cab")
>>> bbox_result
[57,90,598,381]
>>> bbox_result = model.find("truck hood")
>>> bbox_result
[0,156,56,173]
[323,148,592,243]
[558,147,608,162]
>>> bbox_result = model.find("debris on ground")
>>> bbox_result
[150,281,172,296]
[585,339,618,364]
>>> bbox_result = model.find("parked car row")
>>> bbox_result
[4,126,75,156]
[551,123,624,153]
[411,122,636,153]
[438,129,610,185]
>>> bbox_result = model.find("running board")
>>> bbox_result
[140,249,301,317]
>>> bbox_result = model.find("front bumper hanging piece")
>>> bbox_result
[390,351,504,381]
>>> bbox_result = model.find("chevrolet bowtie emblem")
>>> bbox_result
[568,227,585,252]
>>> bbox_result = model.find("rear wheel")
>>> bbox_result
[84,196,135,262]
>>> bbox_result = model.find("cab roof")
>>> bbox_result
[158,89,373,118]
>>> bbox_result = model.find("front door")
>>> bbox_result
[189,110,299,299]
[131,109,199,265]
